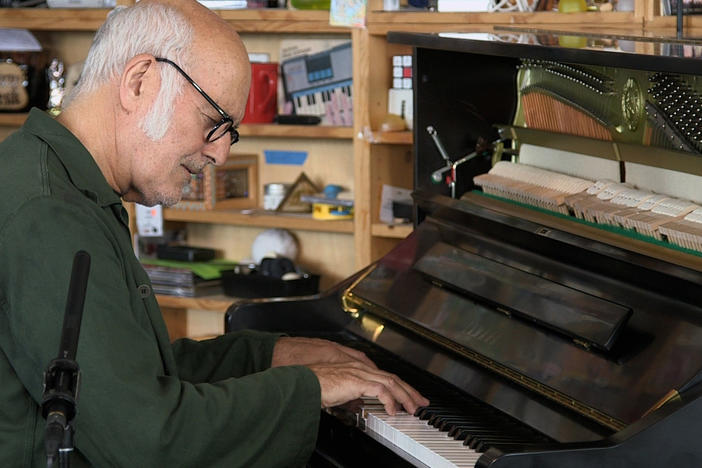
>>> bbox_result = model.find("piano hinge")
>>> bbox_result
[573,338,592,350]
[642,389,681,419]
[496,307,512,318]
[341,265,378,318]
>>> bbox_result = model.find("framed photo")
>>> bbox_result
[176,154,258,210]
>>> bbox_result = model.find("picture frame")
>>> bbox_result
[175,153,258,211]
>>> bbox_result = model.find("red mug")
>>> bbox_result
[242,62,278,124]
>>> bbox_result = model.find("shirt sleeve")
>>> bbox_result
[172,330,281,383]
[0,197,321,467]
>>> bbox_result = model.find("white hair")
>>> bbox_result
[63,3,194,140]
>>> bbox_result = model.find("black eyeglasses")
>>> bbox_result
[155,57,239,146]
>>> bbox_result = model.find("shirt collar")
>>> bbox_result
[22,107,123,208]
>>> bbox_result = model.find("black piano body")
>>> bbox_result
[226,29,702,467]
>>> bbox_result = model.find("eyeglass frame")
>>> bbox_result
[155,57,239,146]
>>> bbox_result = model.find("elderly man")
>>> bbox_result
[0,0,427,466]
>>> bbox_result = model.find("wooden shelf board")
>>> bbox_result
[0,8,347,33]
[239,123,353,139]
[156,293,233,312]
[371,222,412,238]
[367,11,640,34]
[163,208,354,233]
[367,130,412,145]
[0,8,110,30]
[647,16,702,29]
[217,9,347,33]
[0,113,28,127]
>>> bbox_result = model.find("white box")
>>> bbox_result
[437,0,490,11]
[388,88,413,130]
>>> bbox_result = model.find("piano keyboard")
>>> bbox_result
[292,82,352,126]
[329,337,554,468]
[361,399,482,468]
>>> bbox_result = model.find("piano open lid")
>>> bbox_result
[387,27,702,206]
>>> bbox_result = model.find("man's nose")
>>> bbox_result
[204,137,230,166]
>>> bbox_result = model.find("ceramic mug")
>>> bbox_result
[242,62,278,124]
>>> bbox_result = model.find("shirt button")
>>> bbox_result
[137,284,152,298]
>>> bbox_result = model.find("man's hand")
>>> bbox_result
[309,361,429,416]
[271,337,429,416]
[271,336,377,369]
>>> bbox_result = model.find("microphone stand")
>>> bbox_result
[41,251,91,468]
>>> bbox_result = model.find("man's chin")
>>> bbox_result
[159,195,182,208]
[132,190,182,208]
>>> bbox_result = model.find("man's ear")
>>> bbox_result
[119,54,159,113]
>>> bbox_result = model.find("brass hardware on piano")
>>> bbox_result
[226,28,702,467]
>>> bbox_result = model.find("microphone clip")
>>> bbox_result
[42,357,80,466]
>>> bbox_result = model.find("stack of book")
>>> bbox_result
[141,260,234,297]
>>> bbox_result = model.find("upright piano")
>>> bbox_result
[226,29,702,467]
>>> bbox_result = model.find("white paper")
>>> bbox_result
[0,29,41,52]
[135,204,163,237]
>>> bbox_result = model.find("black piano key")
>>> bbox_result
[435,416,490,430]
[468,435,539,451]
[475,440,546,453]
[455,428,508,442]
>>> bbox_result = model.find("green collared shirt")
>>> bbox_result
[0,108,320,467]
